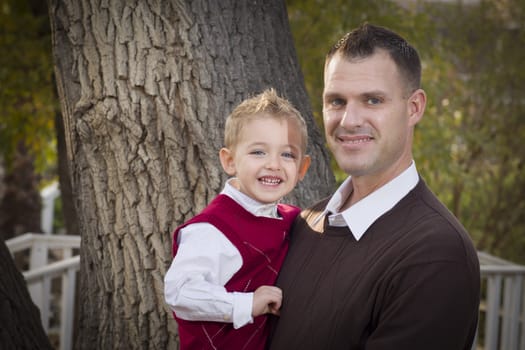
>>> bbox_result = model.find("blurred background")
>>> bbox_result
[1,0,523,262]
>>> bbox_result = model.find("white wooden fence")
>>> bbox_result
[474,252,525,350]
[5,232,525,350]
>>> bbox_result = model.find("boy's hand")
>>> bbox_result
[252,285,283,317]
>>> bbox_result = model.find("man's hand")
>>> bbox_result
[252,285,283,317]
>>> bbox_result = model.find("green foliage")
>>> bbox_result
[0,0,57,177]
[418,0,525,264]
[286,0,435,184]
[287,0,525,264]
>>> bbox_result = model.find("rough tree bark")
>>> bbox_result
[0,240,53,350]
[56,112,80,236]
[48,0,334,348]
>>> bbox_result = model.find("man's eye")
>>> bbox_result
[330,98,345,107]
[366,97,382,105]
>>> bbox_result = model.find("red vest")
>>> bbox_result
[172,195,300,350]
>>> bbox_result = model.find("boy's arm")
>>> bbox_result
[163,223,254,328]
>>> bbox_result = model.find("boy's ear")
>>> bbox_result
[298,155,311,180]
[219,148,236,176]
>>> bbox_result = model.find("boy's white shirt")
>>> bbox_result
[164,179,282,329]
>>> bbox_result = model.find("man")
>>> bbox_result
[269,23,480,350]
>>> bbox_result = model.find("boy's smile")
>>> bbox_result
[219,115,310,204]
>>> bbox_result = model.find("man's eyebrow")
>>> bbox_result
[323,91,345,100]
[323,90,389,100]
[361,90,387,97]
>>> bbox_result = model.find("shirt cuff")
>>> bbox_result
[232,292,254,329]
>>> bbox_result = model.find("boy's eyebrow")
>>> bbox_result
[246,141,302,150]
[284,144,302,154]
[245,141,267,147]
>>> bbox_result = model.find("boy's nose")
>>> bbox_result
[265,154,281,170]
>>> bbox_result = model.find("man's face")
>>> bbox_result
[322,50,424,183]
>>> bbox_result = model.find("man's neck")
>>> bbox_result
[342,162,413,210]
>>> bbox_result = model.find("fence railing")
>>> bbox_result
[6,233,80,350]
[473,252,525,350]
[5,234,525,350]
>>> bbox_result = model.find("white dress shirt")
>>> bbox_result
[164,179,282,329]
[316,162,419,240]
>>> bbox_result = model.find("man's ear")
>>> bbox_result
[219,148,236,176]
[407,88,426,127]
[298,155,311,180]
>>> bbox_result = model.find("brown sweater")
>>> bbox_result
[269,179,480,350]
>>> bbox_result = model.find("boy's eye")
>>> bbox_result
[282,152,296,159]
[249,150,265,156]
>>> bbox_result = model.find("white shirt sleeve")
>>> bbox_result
[164,222,254,329]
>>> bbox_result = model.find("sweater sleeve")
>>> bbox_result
[163,223,254,328]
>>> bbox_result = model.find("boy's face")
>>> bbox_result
[219,115,310,204]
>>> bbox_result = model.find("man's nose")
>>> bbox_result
[340,103,363,128]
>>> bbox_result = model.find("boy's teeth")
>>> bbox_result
[261,177,280,185]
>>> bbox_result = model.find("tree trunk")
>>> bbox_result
[0,239,53,350]
[48,0,334,348]
[56,112,80,236]
[0,143,42,242]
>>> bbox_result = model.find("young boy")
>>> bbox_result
[164,88,311,350]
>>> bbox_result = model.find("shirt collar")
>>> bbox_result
[221,178,280,218]
[319,162,419,241]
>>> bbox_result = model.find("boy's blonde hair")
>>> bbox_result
[224,88,308,153]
